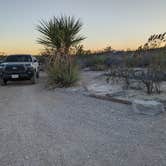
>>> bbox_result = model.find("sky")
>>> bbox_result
[0,0,166,55]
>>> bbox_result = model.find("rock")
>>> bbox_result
[132,100,165,115]
[85,82,123,95]
[25,155,29,160]
[86,83,112,95]
[66,87,82,92]
[129,81,144,90]
[82,67,90,71]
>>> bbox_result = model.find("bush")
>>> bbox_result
[47,58,79,87]
[125,55,151,68]
[125,49,166,69]
[151,52,166,70]
[106,67,164,94]
[106,49,166,94]
[85,55,108,70]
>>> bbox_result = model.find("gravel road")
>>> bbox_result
[0,74,166,166]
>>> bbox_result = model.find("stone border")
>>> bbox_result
[89,94,132,105]
[87,92,166,111]
[89,93,166,113]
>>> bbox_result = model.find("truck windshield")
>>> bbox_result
[5,55,32,62]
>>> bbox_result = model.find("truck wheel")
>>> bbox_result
[0,79,7,86]
[36,71,39,78]
[31,72,37,84]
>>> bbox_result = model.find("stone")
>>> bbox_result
[25,155,29,160]
[129,81,144,90]
[86,83,112,95]
[85,83,122,96]
[132,100,165,115]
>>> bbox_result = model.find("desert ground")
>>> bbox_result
[0,72,166,166]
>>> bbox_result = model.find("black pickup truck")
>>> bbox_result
[0,54,39,85]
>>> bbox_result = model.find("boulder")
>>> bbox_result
[132,100,165,115]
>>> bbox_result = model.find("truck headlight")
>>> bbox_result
[25,64,34,71]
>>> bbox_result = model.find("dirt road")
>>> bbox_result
[0,74,166,166]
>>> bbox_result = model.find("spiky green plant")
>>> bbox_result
[37,15,84,87]
[37,15,85,58]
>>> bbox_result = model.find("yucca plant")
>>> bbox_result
[37,15,85,86]
[37,15,85,60]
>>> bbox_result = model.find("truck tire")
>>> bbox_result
[36,71,39,78]
[31,72,37,84]
[0,79,7,86]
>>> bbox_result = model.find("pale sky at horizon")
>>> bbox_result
[0,0,166,55]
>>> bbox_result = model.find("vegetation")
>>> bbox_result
[139,68,163,94]
[104,45,112,52]
[142,32,166,50]
[106,37,166,94]
[37,15,85,61]
[47,58,79,87]
[36,22,166,92]
[37,15,85,87]
[76,55,109,70]
[74,45,91,55]
[86,55,109,71]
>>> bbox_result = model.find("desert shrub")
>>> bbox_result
[125,55,151,68]
[106,67,133,89]
[106,48,166,94]
[151,52,166,70]
[125,48,166,69]
[106,66,164,94]
[47,58,79,87]
[138,53,166,94]
[85,55,108,70]
[136,68,164,94]
[75,54,92,68]
[125,56,139,68]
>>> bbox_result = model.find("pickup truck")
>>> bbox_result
[0,54,39,85]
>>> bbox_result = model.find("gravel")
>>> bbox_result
[0,74,166,166]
